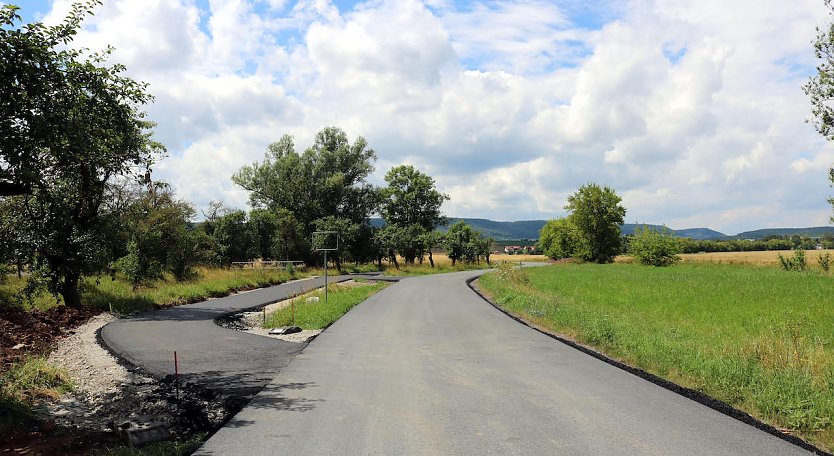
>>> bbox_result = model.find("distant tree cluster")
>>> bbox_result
[672,235,827,254]
[538,184,626,264]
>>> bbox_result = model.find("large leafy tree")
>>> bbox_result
[0,3,162,307]
[378,165,448,264]
[805,0,834,220]
[232,127,377,264]
[565,183,627,263]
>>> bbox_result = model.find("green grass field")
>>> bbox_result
[265,281,389,330]
[478,263,834,451]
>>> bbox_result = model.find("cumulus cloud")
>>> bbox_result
[27,0,834,233]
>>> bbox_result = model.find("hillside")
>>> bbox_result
[733,226,834,239]
[370,218,832,241]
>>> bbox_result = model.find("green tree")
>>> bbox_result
[444,221,490,265]
[628,225,680,266]
[211,210,256,266]
[0,3,162,307]
[378,165,448,264]
[538,216,587,260]
[564,183,627,263]
[805,2,834,220]
[110,181,198,288]
[232,128,378,258]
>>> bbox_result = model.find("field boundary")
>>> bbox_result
[466,276,830,456]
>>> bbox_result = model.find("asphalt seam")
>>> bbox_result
[465,275,829,456]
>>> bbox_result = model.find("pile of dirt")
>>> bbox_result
[0,305,102,372]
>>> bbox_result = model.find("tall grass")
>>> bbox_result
[479,263,834,451]
[1,267,316,313]
[0,356,73,433]
[265,281,389,330]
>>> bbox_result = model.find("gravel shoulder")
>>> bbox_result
[34,313,228,437]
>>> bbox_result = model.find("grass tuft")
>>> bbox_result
[0,356,73,433]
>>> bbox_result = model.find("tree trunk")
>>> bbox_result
[428,250,434,268]
[60,271,82,308]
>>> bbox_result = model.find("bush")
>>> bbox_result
[778,250,807,271]
[819,252,831,272]
[629,225,680,266]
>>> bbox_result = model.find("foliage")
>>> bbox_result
[444,221,491,265]
[378,165,448,264]
[208,210,255,266]
[538,216,587,260]
[232,127,378,264]
[820,252,831,272]
[564,183,627,263]
[628,225,680,266]
[805,1,834,222]
[778,250,808,272]
[109,181,199,288]
[0,3,162,307]
[265,281,389,329]
[480,263,834,449]
[312,216,360,269]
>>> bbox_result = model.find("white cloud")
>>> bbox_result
[31,0,834,234]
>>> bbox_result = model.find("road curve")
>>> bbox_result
[197,269,810,456]
[100,275,350,398]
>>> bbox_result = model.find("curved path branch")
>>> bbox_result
[100,275,351,399]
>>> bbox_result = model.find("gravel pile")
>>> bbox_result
[34,313,228,437]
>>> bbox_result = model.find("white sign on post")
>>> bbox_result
[312,231,339,303]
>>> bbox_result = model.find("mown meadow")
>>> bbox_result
[478,262,834,451]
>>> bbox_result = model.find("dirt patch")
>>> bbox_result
[0,305,102,373]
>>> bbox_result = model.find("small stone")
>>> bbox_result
[12,343,25,350]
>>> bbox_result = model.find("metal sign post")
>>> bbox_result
[312,231,338,303]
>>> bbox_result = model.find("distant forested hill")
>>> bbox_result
[370,217,832,241]
[733,227,834,239]
[370,218,546,240]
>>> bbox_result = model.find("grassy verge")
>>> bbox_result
[0,356,73,433]
[265,281,389,330]
[1,267,316,313]
[478,263,834,451]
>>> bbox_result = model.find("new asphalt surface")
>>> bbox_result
[196,269,812,455]
[100,274,351,398]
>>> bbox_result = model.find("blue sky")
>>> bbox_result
[10,0,834,234]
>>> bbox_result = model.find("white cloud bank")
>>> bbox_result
[36,0,834,233]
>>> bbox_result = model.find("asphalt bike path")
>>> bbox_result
[197,269,811,455]
[100,275,351,398]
